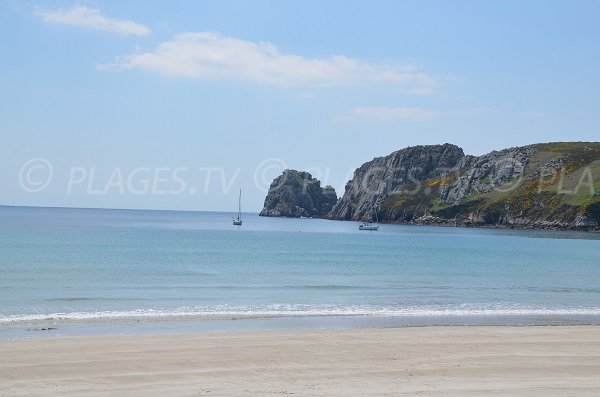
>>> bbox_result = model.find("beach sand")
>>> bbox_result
[2,326,600,396]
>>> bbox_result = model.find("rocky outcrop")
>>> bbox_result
[260,142,600,231]
[333,142,600,230]
[441,146,533,204]
[328,144,465,221]
[259,170,338,218]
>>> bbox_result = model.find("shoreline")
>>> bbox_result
[261,213,600,233]
[331,215,600,233]
[2,325,599,396]
[395,219,600,233]
[3,313,600,342]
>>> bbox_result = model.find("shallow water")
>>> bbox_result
[1,206,599,339]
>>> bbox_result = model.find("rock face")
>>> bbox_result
[328,144,465,221]
[259,170,338,218]
[440,146,533,204]
[328,142,600,230]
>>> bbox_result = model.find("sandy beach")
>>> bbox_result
[2,325,600,396]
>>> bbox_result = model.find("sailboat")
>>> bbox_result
[233,189,242,226]
[359,202,379,231]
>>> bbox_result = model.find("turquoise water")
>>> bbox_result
[1,206,600,338]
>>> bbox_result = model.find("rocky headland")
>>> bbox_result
[260,142,600,231]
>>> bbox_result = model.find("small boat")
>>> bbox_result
[233,189,242,226]
[359,223,379,231]
[359,203,379,231]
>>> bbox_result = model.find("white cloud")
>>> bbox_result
[345,106,443,122]
[105,32,437,88]
[36,6,150,36]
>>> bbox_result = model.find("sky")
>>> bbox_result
[1,0,599,212]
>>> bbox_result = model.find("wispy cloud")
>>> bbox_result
[36,6,150,36]
[103,32,437,89]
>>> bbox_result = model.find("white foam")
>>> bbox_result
[3,304,600,325]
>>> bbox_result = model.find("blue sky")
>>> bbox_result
[1,0,599,211]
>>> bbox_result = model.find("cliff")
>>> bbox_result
[327,144,466,221]
[259,170,338,218]
[328,142,600,230]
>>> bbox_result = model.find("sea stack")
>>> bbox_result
[259,170,338,218]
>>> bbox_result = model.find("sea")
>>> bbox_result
[1,206,599,340]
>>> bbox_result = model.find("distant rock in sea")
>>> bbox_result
[259,170,338,218]
[260,142,600,231]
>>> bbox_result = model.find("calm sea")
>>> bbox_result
[1,206,599,339]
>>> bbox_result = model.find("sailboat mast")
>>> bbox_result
[238,188,242,219]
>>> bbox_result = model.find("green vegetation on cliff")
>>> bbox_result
[261,142,600,230]
[328,142,600,229]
